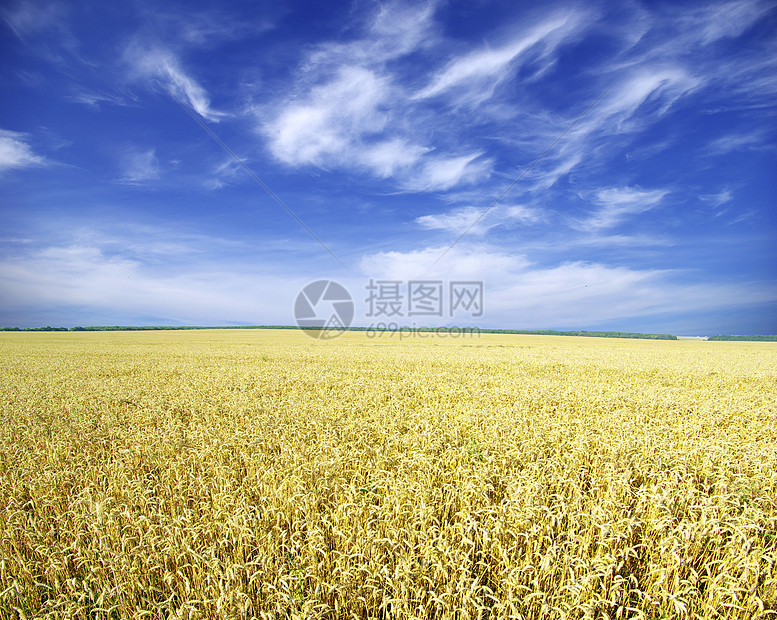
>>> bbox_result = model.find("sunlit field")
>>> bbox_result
[1,330,775,619]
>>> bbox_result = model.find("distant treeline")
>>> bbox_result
[0,325,283,332]
[2,325,677,340]
[0,326,70,331]
[5,326,776,341]
[349,327,678,340]
[68,325,279,331]
[707,334,777,341]
[474,329,677,340]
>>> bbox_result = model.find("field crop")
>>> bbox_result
[1,330,776,619]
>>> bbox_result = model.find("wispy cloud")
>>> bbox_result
[405,153,492,192]
[260,2,492,191]
[699,189,733,208]
[704,132,771,155]
[360,139,430,179]
[0,128,45,172]
[571,233,674,247]
[67,89,136,109]
[675,0,773,46]
[417,204,541,235]
[124,41,225,122]
[303,1,439,70]
[257,0,764,201]
[204,157,243,189]
[2,0,81,64]
[597,68,700,132]
[575,187,668,231]
[469,62,702,197]
[118,147,159,184]
[414,10,589,107]
[480,1,772,198]
[2,0,67,39]
[174,10,274,46]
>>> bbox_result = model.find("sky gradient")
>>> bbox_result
[1,0,775,335]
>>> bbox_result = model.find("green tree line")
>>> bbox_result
[2,325,678,340]
[708,334,777,341]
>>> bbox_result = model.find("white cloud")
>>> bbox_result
[258,3,717,197]
[414,11,587,107]
[2,231,774,331]
[704,132,768,155]
[263,59,490,188]
[204,157,243,189]
[699,189,733,208]
[0,244,301,325]
[67,89,135,109]
[503,204,542,222]
[260,2,496,192]
[684,0,772,45]
[416,204,541,235]
[2,0,67,38]
[0,128,45,171]
[125,42,225,122]
[178,12,273,46]
[485,64,701,195]
[0,227,323,326]
[596,68,701,132]
[362,139,430,178]
[266,66,391,168]
[575,186,668,231]
[358,243,777,329]
[2,0,81,62]
[405,153,491,192]
[528,150,582,191]
[118,147,159,184]
[304,1,438,70]
[508,6,754,193]
[477,0,771,199]
[417,207,486,235]
[369,1,438,58]
[360,244,527,282]
[572,233,674,248]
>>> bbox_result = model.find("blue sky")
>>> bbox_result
[1,0,775,334]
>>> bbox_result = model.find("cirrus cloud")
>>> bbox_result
[0,129,45,172]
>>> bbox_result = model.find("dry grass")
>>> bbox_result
[1,329,775,619]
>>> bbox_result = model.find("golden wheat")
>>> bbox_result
[0,330,775,619]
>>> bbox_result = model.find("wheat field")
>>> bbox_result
[0,329,775,619]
